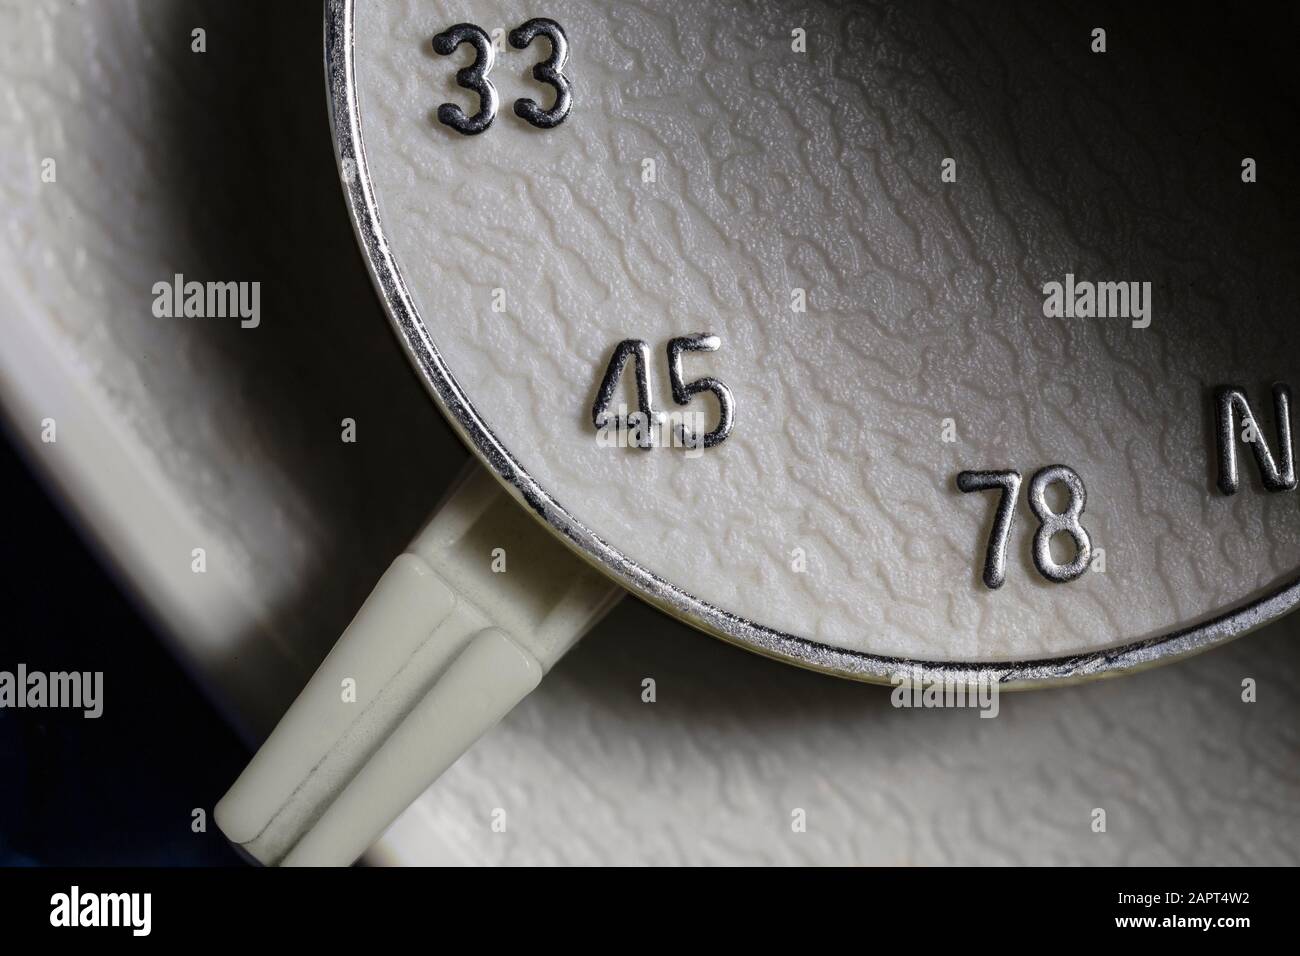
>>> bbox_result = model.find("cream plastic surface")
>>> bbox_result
[356,0,1300,662]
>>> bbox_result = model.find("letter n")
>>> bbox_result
[1215,384,1296,494]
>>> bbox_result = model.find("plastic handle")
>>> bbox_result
[214,465,621,865]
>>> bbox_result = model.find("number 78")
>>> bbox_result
[956,466,1093,589]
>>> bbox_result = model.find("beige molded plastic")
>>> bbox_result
[214,466,620,865]
[353,0,1300,664]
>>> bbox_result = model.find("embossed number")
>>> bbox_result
[592,335,733,451]
[1027,465,1092,583]
[667,334,734,448]
[591,339,656,449]
[958,464,1094,587]
[509,18,572,129]
[433,24,499,136]
[956,470,1021,590]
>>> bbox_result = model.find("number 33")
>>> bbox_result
[432,18,571,135]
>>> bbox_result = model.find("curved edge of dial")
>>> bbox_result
[323,0,1300,689]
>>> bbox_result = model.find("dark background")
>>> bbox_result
[0,432,248,866]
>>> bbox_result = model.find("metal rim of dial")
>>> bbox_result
[324,0,1300,690]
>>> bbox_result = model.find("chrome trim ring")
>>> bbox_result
[324,0,1300,689]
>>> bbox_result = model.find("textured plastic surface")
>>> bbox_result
[380,604,1300,866]
[357,0,1300,662]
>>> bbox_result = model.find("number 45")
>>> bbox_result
[957,465,1094,588]
[591,334,735,449]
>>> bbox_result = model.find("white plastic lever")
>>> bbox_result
[214,464,621,865]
